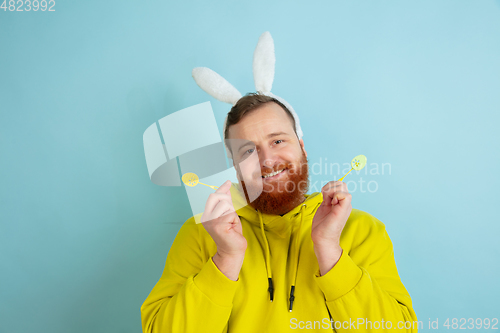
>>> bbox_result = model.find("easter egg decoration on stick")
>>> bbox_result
[338,155,367,181]
[181,172,220,190]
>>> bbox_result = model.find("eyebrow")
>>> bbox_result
[236,132,290,153]
[266,131,289,139]
[237,141,255,153]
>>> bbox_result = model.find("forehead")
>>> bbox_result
[227,102,295,141]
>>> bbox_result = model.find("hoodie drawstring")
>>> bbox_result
[256,204,307,311]
[289,204,306,312]
[257,209,274,302]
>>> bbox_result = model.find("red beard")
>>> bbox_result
[240,150,309,216]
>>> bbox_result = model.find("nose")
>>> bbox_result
[258,146,278,170]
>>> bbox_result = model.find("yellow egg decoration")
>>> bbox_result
[351,155,367,171]
[182,172,219,190]
[182,172,199,187]
[339,155,367,181]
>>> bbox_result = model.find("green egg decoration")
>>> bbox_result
[351,155,367,171]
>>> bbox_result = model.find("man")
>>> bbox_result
[141,94,418,332]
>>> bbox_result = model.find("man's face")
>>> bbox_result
[227,102,309,215]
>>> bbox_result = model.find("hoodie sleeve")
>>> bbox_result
[313,211,419,332]
[140,216,239,333]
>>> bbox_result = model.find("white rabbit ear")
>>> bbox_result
[253,31,275,93]
[192,67,242,105]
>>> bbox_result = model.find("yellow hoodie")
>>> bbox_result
[141,183,418,332]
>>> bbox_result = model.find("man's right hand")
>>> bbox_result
[201,180,247,280]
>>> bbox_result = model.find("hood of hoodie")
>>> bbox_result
[228,182,324,311]
[229,182,324,232]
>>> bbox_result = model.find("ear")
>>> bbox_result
[299,139,307,158]
[253,31,275,93]
[192,67,242,105]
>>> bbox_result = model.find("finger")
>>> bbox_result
[331,191,352,206]
[322,181,347,192]
[218,180,233,201]
[204,192,233,214]
[225,181,233,199]
[211,200,236,220]
[321,185,346,200]
[215,180,232,194]
[321,183,348,205]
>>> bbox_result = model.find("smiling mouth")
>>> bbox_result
[262,169,286,179]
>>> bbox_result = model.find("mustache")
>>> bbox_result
[250,161,308,178]
[262,163,289,172]
[257,162,292,177]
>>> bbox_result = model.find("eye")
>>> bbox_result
[243,148,255,155]
[274,139,283,145]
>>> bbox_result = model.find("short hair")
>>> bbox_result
[224,93,298,142]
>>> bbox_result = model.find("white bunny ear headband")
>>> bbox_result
[191,31,304,158]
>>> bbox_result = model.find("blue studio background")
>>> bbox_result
[1,1,499,332]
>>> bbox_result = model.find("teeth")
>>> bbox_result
[263,169,284,178]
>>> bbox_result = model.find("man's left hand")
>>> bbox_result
[311,181,352,275]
